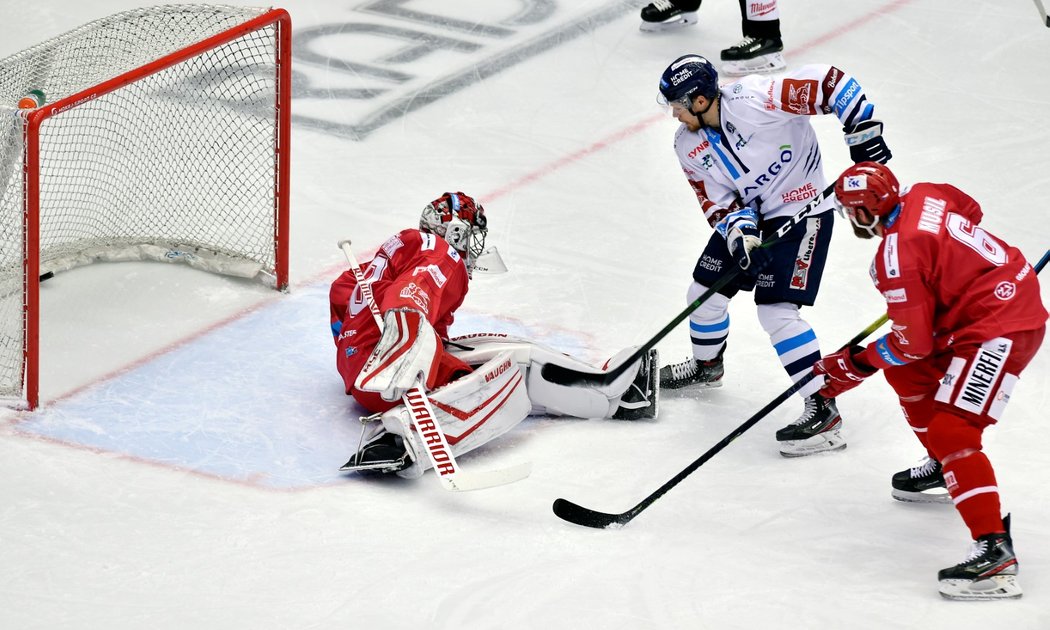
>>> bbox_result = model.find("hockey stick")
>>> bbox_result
[542,182,838,387]
[554,248,1050,527]
[1035,0,1050,28]
[552,312,889,528]
[338,240,531,492]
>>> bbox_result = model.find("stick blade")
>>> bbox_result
[441,461,532,492]
[552,498,631,529]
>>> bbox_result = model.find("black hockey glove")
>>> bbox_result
[844,119,892,164]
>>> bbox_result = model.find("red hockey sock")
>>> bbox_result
[927,410,1004,540]
[942,451,1004,539]
[899,397,934,452]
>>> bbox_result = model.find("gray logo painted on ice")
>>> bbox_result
[290,0,635,140]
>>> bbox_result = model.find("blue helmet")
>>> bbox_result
[658,54,719,107]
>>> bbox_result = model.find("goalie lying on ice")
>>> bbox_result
[330,192,658,479]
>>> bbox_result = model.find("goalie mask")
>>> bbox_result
[420,192,488,275]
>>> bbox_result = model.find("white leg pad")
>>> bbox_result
[449,335,641,419]
[379,349,532,479]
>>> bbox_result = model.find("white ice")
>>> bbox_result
[1,1,1049,628]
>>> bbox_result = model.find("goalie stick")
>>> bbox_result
[554,248,1050,528]
[541,182,837,387]
[338,240,531,492]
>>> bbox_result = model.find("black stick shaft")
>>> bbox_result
[542,183,837,387]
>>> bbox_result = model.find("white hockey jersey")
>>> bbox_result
[673,64,879,227]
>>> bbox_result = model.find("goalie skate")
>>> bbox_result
[340,431,410,474]
[613,348,659,420]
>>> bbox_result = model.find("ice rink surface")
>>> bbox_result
[1,1,1049,628]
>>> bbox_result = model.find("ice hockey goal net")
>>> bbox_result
[0,5,291,409]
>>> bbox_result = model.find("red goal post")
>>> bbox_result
[1,6,291,410]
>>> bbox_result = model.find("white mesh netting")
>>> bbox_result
[0,5,286,404]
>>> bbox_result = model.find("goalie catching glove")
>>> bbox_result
[715,207,772,277]
[813,344,877,398]
[355,308,441,402]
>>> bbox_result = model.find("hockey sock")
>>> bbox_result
[898,396,935,452]
[927,410,1004,539]
[687,282,729,361]
[757,303,822,397]
[943,450,1004,539]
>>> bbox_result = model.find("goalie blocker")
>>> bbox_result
[342,335,659,478]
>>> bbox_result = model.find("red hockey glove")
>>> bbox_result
[813,345,877,398]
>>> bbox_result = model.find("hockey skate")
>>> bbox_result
[775,394,846,457]
[938,514,1022,600]
[613,348,660,420]
[340,430,411,474]
[891,456,951,504]
[659,346,724,390]
[639,0,699,32]
[720,36,786,76]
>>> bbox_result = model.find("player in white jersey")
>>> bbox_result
[655,54,892,456]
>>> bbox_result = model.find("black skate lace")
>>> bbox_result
[910,457,939,479]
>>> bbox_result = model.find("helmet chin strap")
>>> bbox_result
[848,208,880,238]
[689,94,716,122]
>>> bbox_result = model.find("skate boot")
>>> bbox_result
[720,36,786,76]
[776,394,845,457]
[340,431,411,474]
[639,0,700,32]
[659,346,724,389]
[891,456,951,504]
[614,349,660,420]
[938,514,1022,600]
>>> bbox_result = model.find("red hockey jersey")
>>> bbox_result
[858,182,1047,370]
[329,228,471,407]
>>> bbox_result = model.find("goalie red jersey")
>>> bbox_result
[860,182,1047,370]
[330,228,473,412]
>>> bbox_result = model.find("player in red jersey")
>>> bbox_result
[330,192,659,479]
[815,162,1047,600]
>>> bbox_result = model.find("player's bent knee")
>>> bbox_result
[687,282,730,320]
[755,302,800,336]
[926,410,984,462]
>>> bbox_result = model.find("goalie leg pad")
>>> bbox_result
[377,350,532,479]
[450,335,648,419]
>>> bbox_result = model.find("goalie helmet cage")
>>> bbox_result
[0,5,291,410]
